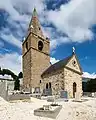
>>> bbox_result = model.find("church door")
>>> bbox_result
[73,82,77,98]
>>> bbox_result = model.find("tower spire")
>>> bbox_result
[28,8,44,38]
[33,7,37,17]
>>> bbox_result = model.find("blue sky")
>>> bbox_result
[0,0,96,78]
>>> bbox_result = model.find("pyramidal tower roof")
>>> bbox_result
[28,8,44,38]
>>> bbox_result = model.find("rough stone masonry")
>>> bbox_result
[22,8,82,98]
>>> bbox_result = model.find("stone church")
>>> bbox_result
[22,8,82,98]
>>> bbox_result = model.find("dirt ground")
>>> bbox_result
[0,97,96,120]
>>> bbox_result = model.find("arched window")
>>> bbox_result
[46,83,48,89]
[39,27,41,30]
[73,82,77,98]
[38,41,43,51]
[72,60,76,66]
[49,82,51,88]
[40,80,41,83]
[74,61,76,64]
[26,42,28,50]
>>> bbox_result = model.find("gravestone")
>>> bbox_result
[60,90,68,99]
[91,92,95,97]
[43,88,52,96]
[94,92,96,98]
[0,81,8,100]
[47,96,55,102]
[75,92,81,101]
[35,87,40,93]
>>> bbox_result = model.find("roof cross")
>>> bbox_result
[72,47,75,53]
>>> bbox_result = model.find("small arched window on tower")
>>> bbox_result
[38,41,43,51]
[46,83,48,89]
[49,82,51,89]
[26,41,28,50]
[40,80,42,83]
[39,27,41,30]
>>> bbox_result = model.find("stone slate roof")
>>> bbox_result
[41,54,73,77]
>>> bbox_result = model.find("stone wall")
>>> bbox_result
[42,67,82,98]
[8,94,30,101]
[22,33,50,90]
[23,50,31,88]
[66,55,81,73]
[64,68,82,98]
[30,49,50,87]
[7,80,14,91]
[0,81,7,100]
[41,69,64,95]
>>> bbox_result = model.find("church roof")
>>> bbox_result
[41,54,73,77]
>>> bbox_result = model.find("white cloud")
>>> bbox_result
[12,0,45,14]
[0,0,95,75]
[43,26,71,51]
[0,0,45,21]
[50,37,70,51]
[47,0,96,43]
[50,57,59,64]
[0,0,46,49]
[50,40,58,51]
[0,0,95,52]
[0,0,20,19]
[0,41,4,48]
[82,72,96,79]
[0,33,22,49]
[0,53,22,75]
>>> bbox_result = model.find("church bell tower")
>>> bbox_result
[22,8,50,92]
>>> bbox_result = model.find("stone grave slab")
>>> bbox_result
[34,104,62,119]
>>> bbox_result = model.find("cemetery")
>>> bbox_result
[0,95,96,120]
[0,1,95,119]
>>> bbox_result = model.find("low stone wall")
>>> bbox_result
[83,92,92,97]
[8,94,30,101]
[0,81,8,100]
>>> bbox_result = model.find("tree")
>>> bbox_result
[82,82,88,92]
[18,72,23,79]
[0,67,2,74]
[86,78,96,92]
[14,77,20,90]
[0,67,21,90]
[0,68,17,80]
